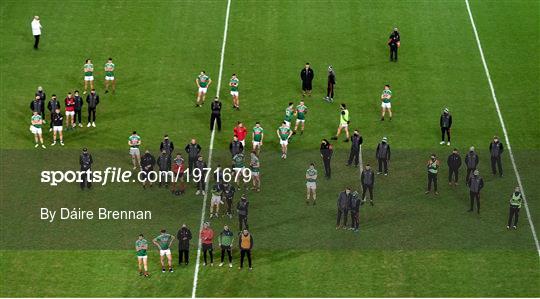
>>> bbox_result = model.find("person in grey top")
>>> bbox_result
[467,169,484,214]
[439,108,452,146]
[361,164,375,205]
[489,136,504,177]
[336,187,351,229]
[376,137,391,175]
[464,146,479,182]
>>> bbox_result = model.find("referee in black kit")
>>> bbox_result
[210,97,222,131]
[388,27,400,62]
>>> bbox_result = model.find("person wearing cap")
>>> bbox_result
[325,66,336,102]
[210,97,222,131]
[300,62,314,97]
[200,222,214,266]
[425,154,440,195]
[159,134,175,161]
[79,148,93,190]
[349,191,363,232]
[447,148,462,186]
[467,169,484,214]
[507,187,523,229]
[47,95,61,131]
[376,137,391,175]
[336,187,351,229]
[361,164,375,205]
[31,16,42,49]
[176,224,192,265]
[465,146,479,182]
[140,150,156,189]
[347,129,363,167]
[388,27,400,62]
[439,108,452,146]
[238,229,253,270]
[236,194,249,230]
[218,225,234,267]
[489,136,504,177]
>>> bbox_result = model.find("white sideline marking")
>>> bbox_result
[191,0,233,297]
[465,0,540,256]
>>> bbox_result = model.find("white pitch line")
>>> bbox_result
[465,0,540,256]
[191,0,233,297]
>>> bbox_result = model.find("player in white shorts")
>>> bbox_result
[135,234,149,277]
[209,183,223,219]
[83,59,94,94]
[277,122,292,159]
[305,163,318,205]
[51,108,64,146]
[30,111,46,148]
[104,58,116,94]
[230,73,240,110]
[196,70,212,107]
[380,84,393,121]
[152,229,175,273]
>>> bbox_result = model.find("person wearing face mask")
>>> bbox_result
[218,225,234,268]
[425,154,440,195]
[489,136,504,177]
[388,27,400,62]
[336,187,351,229]
[439,108,452,146]
[447,148,462,186]
[320,139,333,179]
[507,187,523,229]
[465,146,479,183]
[361,164,375,205]
[467,169,484,214]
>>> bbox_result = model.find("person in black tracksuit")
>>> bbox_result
[440,108,452,145]
[388,28,400,62]
[300,63,314,96]
[73,90,83,127]
[349,191,363,232]
[157,150,171,188]
[229,136,244,158]
[320,139,333,178]
[185,139,201,175]
[376,137,391,175]
[210,97,222,131]
[176,224,192,265]
[237,195,249,230]
[79,148,93,190]
[467,170,484,214]
[47,95,61,130]
[86,89,99,126]
[347,130,363,167]
[336,188,351,229]
[140,150,156,189]
[465,146,479,183]
[325,66,336,102]
[159,135,174,160]
[30,95,45,119]
[447,148,462,185]
[489,136,504,177]
[35,87,46,117]
[222,182,236,218]
[361,164,375,205]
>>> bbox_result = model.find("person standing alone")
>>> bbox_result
[79,148,93,190]
[376,137,391,175]
[347,129,363,167]
[300,63,314,97]
[388,27,400,62]
[507,187,523,230]
[467,170,484,214]
[31,16,42,49]
[425,154,440,195]
[210,97,222,131]
[361,164,375,205]
[439,108,452,145]
[325,66,336,102]
[447,148,462,186]
[489,136,504,177]
[320,139,333,179]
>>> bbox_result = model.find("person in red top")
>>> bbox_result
[64,92,76,129]
[200,222,214,266]
[170,154,185,195]
[233,122,248,147]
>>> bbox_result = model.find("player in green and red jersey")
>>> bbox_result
[381,84,393,121]
[232,151,246,190]
[284,102,295,128]
[30,111,45,148]
[83,59,94,94]
[294,101,308,135]
[252,122,264,153]
[276,122,292,159]
[135,234,149,277]
[230,74,240,110]
[104,58,116,94]
[250,150,261,192]
[196,71,212,107]
[152,229,175,273]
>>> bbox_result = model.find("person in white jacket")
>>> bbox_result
[31,16,42,49]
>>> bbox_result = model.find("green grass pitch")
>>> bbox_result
[1,0,539,297]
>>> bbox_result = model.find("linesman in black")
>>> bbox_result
[210,97,222,131]
[79,148,93,190]
[388,27,400,62]
[300,62,314,97]
[325,66,336,102]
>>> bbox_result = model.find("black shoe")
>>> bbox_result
[343,139,349,142]
[300,131,304,135]
[331,136,338,140]
[105,90,109,94]
[370,200,374,206]
[467,209,473,212]
[381,117,384,121]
